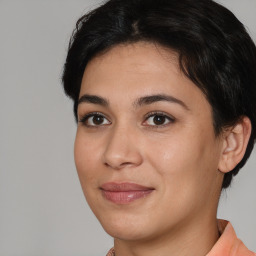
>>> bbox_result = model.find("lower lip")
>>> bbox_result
[101,190,154,204]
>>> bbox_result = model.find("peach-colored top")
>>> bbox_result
[106,220,255,256]
[207,219,255,256]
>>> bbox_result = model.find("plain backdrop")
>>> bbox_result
[0,0,255,255]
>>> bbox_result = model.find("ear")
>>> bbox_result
[218,116,252,173]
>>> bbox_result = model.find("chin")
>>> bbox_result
[97,213,154,241]
[104,225,151,241]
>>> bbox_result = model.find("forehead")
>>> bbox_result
[81,42,180,91]
[80,42,210,114]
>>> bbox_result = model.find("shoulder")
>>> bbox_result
[207,219,255,256]
[235,239,256,256]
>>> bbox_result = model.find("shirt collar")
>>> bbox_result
[207,219,255,256]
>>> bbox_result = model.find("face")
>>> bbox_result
[75,42,224,241]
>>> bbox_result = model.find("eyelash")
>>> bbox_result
[78,111,175,128]
[79,112,110,127]
[143,111,175,128]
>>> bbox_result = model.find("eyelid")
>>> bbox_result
[78,112,111,127]
[143,111,175,127]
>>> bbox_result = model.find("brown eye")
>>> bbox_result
[79,113,111,127]
[92,115,105,125]
[144,112,174,127]
[153,115,167,125]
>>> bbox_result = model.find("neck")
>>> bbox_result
[113,216,220,256]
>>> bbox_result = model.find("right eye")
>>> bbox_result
[79,112,111,127]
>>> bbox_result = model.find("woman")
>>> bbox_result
[62,0,256,255]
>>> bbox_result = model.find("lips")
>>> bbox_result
[100,182,154,204]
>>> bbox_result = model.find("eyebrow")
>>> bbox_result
[78,93,190,111]
[78,94,109,107]
[134,94,190,110]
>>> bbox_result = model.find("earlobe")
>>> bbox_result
[218,116,252,173]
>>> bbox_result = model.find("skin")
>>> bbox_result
[74,42,251,256]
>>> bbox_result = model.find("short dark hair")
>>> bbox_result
[62,0,256,189]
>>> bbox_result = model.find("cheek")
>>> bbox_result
[146,128,219,198]
[146,132,203,175]
[74,130,106,213]
[74,130,102,186]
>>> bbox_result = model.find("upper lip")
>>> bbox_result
[100,182,154,192]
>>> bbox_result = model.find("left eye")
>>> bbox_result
[143,113,174,126]
[79,113,111,126]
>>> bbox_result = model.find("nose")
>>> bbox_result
[102,124,143,170]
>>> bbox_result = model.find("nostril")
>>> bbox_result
[104,161,133,170]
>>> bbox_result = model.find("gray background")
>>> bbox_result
[0,0,255,255]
